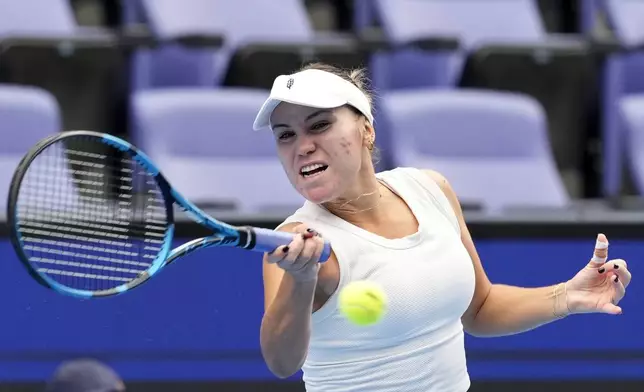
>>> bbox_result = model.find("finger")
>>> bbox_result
[600,302,623,315]
[281,234,306,264]
[298,235,320,263]
[588,233,609,267]
[266,245,290,264]
[612,258,628,270]
[298,234,326,266]
[611,274,627,303]
[309,236,326,263]
[303,228,320,239]
[292,224,320,240]
[292,224,310,234]
[267,224,308,263]
[605,259,631,288]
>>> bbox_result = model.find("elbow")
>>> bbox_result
[461,310,494,338]
[462,318,507,338]
[462,320,483,337]
[259,310,310,379]
[461,309,484,337]
[260,334,305,379]
[261,349,303,379]
[463,324,492,338]
[268,365,300,379]
[462,284,494,337]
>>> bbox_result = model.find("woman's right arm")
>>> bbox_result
[260,223,328,378]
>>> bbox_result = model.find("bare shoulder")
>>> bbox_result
[275,221,302,233]
[423,169,448,187]
[421,169,459,205]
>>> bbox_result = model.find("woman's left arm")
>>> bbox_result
[424,170,631,338]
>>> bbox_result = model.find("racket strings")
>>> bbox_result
[14,137,169,293]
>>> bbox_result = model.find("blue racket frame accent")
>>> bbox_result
[170,189,240,240]
[102,134,160,176]
[13,229,93,299]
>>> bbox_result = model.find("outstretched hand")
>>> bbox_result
[565,234,632,315]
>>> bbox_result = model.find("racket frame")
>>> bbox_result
[8,130,330,299]
[7,131,176,298]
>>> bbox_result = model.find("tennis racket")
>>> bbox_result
[8,130,331,299]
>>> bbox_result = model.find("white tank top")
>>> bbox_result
[277,167,476,392]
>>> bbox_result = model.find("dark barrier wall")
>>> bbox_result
[2,221,643,389]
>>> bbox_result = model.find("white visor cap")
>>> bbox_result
[252,69,374,131]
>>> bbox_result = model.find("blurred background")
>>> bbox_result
[1,0,643,391]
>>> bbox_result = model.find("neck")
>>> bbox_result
[321,166,387,222]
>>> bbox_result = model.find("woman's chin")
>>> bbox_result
[301,186,335,205]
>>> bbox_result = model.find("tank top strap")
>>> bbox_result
[380,167,461,236]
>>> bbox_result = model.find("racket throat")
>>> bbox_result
[239,227,255,250]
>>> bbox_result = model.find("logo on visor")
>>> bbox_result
[286,78,294,89]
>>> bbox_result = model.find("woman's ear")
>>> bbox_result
[363,122,376,151]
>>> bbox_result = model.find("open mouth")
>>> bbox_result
[300,163,328,178]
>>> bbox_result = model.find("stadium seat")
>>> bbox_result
[130,89,305,213]
[0,0,76,34]
[362,0,545,90]
[0,0,126,133]
[126,0,227,90]
[594,0,644,196]
[379,89,569,212]
[579,0,600,34]
[129,0,317,90]
[369,0,600,199]
[129,0,456,92]
[0,84,61,212]
[618,96,644,194]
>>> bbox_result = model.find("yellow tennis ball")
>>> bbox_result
[339,280,387,326]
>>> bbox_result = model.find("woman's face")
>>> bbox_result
[270,103,370,204]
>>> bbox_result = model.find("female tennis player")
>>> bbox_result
[253,63,632,391]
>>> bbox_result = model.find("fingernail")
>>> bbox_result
[307,228,314,233]
[598,267,605,274]
[614,264,619,270]
[283,246,289,253]
[614,275,619,283]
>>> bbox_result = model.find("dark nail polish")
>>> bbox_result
[614,276,619,283]
[307,228,314,233]
[598,267,605,273]
[614,264,619,270]
[283,246,289,253]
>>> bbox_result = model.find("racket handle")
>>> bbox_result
[252,228,332,263]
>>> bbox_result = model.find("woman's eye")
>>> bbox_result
[311,122,330,131]
[278,131,294,140]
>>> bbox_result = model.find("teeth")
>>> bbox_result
[301,163,325,174]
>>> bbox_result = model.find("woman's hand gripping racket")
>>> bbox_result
[7,130,331,298]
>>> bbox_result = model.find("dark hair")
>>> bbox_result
[297,62,380,163]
